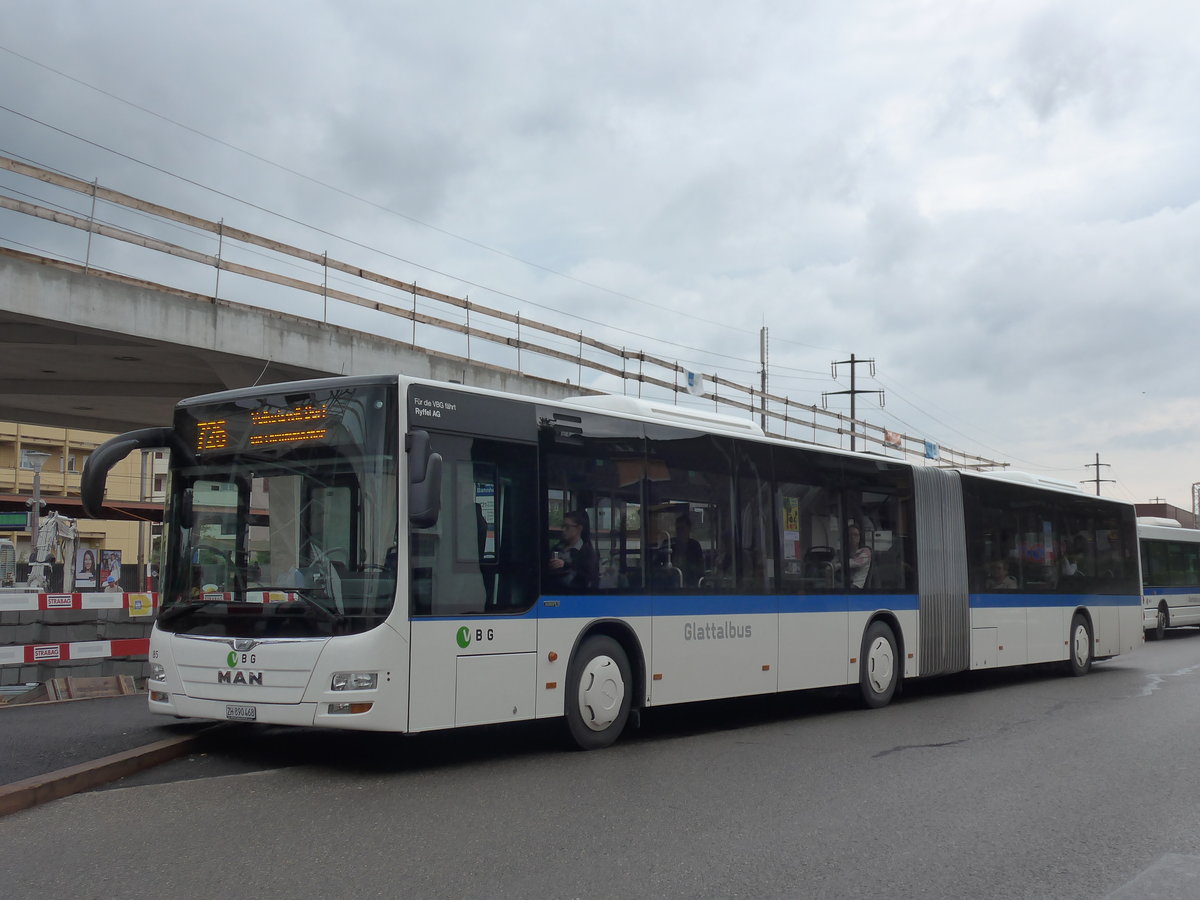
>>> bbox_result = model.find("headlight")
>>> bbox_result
[150,663,166,681]
[331,672,378,691]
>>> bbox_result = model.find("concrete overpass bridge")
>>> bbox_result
[0,247,565,435]
[0,153,1003,470]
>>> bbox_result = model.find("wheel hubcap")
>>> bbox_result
[578,655,625,732]
[866,637,894,694]
[1073,625,1088,666]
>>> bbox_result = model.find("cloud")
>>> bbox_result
[3,0,1200,505]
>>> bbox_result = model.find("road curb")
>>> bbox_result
[0,727,219,818]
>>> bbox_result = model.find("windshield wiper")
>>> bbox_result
[158,598,228,621]
[162,587,345,625]
[251,586,343,623]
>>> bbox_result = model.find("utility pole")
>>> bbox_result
[759,326,769,430]
[823,354,883,452]
[1082,453,1115,496]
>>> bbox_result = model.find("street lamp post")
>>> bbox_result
[23,450,51,587]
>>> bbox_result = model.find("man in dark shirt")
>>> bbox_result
[548,510,599,591]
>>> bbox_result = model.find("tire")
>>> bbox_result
[1152,605,1167,641]
[1065,612,1093,676]
[565,635,632,750]
[859,620,899,709]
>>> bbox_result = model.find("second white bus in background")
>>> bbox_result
[1139,518,1200,639]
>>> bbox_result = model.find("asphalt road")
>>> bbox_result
[4,631,1200,899]
[0,693,209,784]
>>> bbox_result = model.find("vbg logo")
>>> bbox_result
[220,650,263,685]
[455,626,495,649]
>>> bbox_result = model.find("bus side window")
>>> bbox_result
[645,429,734,594]
[775,448,844,595]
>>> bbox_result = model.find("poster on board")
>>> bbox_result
[75,548,98,590]
[100,550,123,591]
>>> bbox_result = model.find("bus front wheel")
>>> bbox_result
[859,621,899,709]
[565,635,632,750]
[1065,613,1093,676]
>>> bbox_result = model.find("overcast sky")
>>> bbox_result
[3,1,1199,508]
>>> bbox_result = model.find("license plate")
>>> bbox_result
[226,704,257,722]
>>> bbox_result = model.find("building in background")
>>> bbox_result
[1135,501,1197,529]
[0,421,165,590]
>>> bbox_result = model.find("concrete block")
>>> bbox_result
[101,621,154,641]
[48,609,95,626]
[112,660,151,679]
[37,623,98,644]
[40,660,103,680]
[4,623,40,645]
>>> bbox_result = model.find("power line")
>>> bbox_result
[0,106,769,373]
[1,47,869,388]
[0,44,768,341]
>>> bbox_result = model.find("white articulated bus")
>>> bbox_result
[1138,518,1200,639]
[82,375,1143,749]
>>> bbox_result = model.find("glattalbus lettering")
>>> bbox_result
[218,670,264,686]
[683,621,752,641]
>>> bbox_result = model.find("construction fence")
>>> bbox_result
[0,591,156,686]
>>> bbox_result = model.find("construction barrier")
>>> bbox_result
[0,591,158,685]
[0,638,150,666]
[0,592,158,614]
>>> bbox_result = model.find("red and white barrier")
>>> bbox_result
[0,638,150,666]
[0,591,159,615]
[0,592,157,667]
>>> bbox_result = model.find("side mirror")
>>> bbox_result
[406,430,443,528]
[81,427,192,518]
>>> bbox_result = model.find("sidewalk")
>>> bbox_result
[0,692,214,815]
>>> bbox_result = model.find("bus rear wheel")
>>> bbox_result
[1065,613,1093,676]
[565,635,632,750]
[859,620,899,709]
[1151,605,1167,641]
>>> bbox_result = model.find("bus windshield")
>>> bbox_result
[157,379,399,638]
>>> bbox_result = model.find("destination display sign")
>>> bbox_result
[194,403,330,453]
[180,380,395,458]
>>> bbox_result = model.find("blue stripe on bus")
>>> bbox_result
[420,591,1138,622]
[1144,587,1200,596]
[536,593,920,618]
[970,593,1141,609]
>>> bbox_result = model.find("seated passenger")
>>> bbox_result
[985,559,1017,590]
[669,515,706,587]
[847,523,872,589]
[547,510,599,592]
[1060,537,1088,578]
